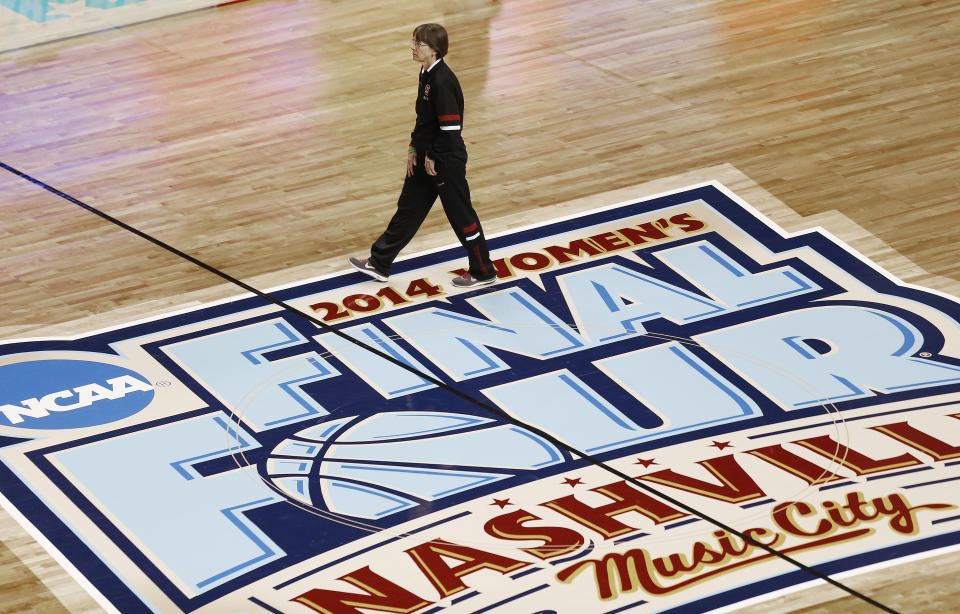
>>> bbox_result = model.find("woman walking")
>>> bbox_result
[349,23,496,288]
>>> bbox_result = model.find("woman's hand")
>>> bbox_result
[406,151,417,177]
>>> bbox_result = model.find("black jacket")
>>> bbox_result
[410,59,468,166]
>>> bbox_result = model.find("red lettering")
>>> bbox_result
[669,213,705,232]
[871,419,960,461]
[771,501,832,537]
[745,444,844,485]
[793,434,923,475]
[542,480,686,538]
[638,454,767,503]
[483,510,585,560]
[491,258,516,279]
[508,251,553,272]
[292,566,431,614]
[589,231,632,252]
[543,239,604,263]
[618,223,668,245]
[405,539,528,598]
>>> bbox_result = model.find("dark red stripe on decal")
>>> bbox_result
[439,114,461,121]
[463,222,478,233]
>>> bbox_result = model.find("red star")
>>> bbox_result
[710,441,733,450]
[491,498,512,509]
[634,458,657,468]
[562,477,584,487]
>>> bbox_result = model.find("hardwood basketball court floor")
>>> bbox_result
[1,1,959,613]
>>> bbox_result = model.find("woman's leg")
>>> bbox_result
[369,165,438,276]
[435,162,495,281]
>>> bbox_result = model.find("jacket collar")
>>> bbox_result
[421,58,442,75]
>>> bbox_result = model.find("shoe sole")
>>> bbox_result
[452,277,497,288]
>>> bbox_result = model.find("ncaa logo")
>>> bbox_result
[0,358,155,429]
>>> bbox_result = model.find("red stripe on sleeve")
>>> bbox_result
[438,114,461,121]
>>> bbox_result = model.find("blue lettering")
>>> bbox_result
[164,319,339,431]
[385,288,587,381]
[556,262,725,342]
[698,305,960,409]
[52,414,283,594]
[316,323,439,398]
[654,241,818,308]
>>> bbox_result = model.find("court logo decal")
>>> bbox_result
[0,357,154,429]
[0,0,146,24]
[0,0,235,53]
[2,182,959,613]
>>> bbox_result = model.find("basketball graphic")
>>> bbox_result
[264,411,564,519]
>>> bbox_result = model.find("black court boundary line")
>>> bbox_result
[0,0,254,56]
[0,160,899,614]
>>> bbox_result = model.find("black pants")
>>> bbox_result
[369,156,494,280]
